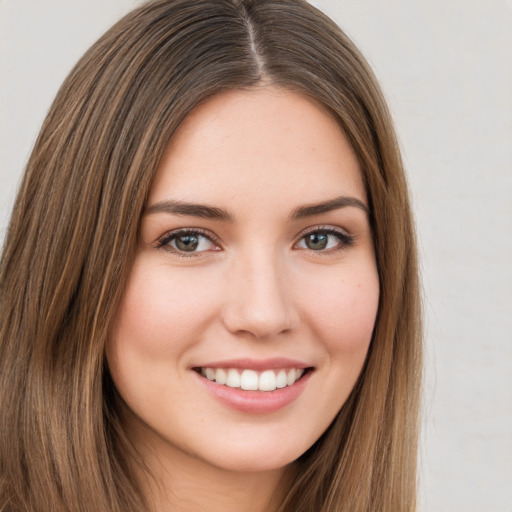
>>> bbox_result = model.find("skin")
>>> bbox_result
[107,86,380,512]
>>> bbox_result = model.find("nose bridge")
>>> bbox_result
[222,245,298,338]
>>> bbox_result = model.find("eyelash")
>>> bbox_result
[155,226,355,257]
[155,228,220,257]
[296,226,355,254]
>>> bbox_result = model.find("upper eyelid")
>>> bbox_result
[295,224,351,239]
[155,228,220,248]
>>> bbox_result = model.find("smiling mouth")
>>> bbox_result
[194,367,312,392]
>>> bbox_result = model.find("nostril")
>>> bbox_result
[221,304,300,339]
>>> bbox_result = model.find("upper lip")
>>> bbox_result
[192,357,312,371]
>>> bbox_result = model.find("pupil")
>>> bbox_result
[176,235,199,252]
[306,233,328,250]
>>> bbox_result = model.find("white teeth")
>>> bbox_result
[226,369,241,388]
[276,370,287,388]
[215,368,227,385]
[200,367,307,391]
[240,369,259,390]
[259,370,277,391]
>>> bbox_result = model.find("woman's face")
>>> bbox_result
[107,87,379,474]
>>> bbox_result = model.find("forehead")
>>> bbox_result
[148,86,366,210]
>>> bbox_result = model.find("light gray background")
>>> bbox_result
[1,1,511,511]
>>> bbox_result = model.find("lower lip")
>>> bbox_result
[193,370,312,414]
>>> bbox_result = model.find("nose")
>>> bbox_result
[221,250,300,339]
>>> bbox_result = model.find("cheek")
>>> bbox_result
[107,259,221,366]
[300,264,380,357]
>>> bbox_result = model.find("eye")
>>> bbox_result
[157,229,219,255]
[295,228,354,252]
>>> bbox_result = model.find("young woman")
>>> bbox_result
[0,1,422,511]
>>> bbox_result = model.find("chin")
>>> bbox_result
[185,427,320,475]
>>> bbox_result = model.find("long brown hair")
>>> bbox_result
[0,1,422,510]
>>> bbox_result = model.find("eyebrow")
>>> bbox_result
[145,200,233,221]
[289,196,369,220]
[145,195,369,222]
